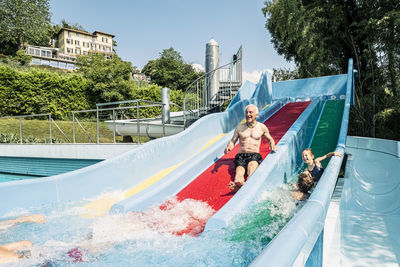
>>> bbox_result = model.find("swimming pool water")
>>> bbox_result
[0,173,41,183]
[0,186,301,266]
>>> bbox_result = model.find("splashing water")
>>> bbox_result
[1,186,302,266]
[227,185,300,247]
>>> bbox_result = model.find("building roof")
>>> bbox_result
[57,28,115,38]
[92,31,115,38]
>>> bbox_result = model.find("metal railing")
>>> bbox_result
[183,46,242,127]
[0,113,70,144]
[71,99,185,144]
[0,98,185,144]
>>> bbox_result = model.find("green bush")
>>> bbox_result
[0,64,90,119]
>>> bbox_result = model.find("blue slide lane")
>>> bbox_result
[323,136,400,266]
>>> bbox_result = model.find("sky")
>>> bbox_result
[50,0,294,83]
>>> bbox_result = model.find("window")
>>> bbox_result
[92,37,96,42]
[46,51,52,58]
[83,51,88,55]
[91,44,96,49]
[41,60,50,66]
[50,61,58,68]
[106,47,111,52]
[83,42,89,48]
[35,49,40,56]
[59,62,66,69]
[68,31,71,37]
[67,38,73,44]
[75,40,80,46]
[75,49,81,55]
[67,48,73,54]
[32,58,41,65]
[41,50,46,57]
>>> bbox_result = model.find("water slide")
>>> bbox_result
[0,59,366,265]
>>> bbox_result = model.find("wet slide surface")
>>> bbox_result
[170,101,310,235]
[333,137,400,266]
[309,100,344,168]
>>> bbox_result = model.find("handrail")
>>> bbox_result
[183,59,241,95]
[183,46,242,128]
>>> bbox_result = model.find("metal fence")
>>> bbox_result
[0,99,179,145]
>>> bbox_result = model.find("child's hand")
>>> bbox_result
[331,152,342,157]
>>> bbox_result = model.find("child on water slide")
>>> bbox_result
[290,148,342,201]
[290,171,314,201]
[301,148,342,183]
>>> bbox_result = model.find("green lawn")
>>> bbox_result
[0,118,150,144]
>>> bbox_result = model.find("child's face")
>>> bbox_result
[302,151,314,164]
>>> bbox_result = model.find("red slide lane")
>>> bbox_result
[164,102,310,235]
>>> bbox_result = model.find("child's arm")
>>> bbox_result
[315,151,342,163]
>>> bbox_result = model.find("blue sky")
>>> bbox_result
[50,0,294,82]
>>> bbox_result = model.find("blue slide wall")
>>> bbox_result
[250,59,354,267]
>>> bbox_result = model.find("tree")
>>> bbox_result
[76,54,134,105]
[142,47,202,91]
[59,19,86,31]
[263,0,400,139]
[0,0,51,55]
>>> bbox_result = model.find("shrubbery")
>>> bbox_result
[0,60,184,120]
[0,64,90,119]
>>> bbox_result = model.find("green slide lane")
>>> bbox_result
[310,100,344,168]
[227,100,345,247]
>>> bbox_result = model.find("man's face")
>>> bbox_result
[246,106,257,124]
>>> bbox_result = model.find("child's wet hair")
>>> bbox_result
[297,171,314,193]
[302,148,314,157]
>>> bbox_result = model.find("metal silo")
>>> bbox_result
[205,38,219,108]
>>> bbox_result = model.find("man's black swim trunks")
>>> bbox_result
[234,153,263,169]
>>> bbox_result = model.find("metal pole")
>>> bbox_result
[372,94,376,137]
[19,118,22,144]
[49,114,52,144]
[162,103,166,137]
[112,109,116,143]
[137,101,140,144]
[183,97,186,129]
[72,112,76,144]
[96,106,99,144]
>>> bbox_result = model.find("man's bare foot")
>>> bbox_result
[16,214,46,224]
[228,181,243,192]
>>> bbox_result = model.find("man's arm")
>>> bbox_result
[262,125,277,151]
[224,127,239,154]
[0,215,45,230]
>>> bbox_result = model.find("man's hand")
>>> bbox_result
[270,144,277,152]
[224,142,234,154]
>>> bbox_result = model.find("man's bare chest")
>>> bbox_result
[239,126,263,140]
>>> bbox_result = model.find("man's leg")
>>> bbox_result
[246,161,259,177]
[0,241,32,263]
[229,166,245,191]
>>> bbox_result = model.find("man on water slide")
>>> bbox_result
[224,104,277,192]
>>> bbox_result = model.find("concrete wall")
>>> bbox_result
[0,144,138,160]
